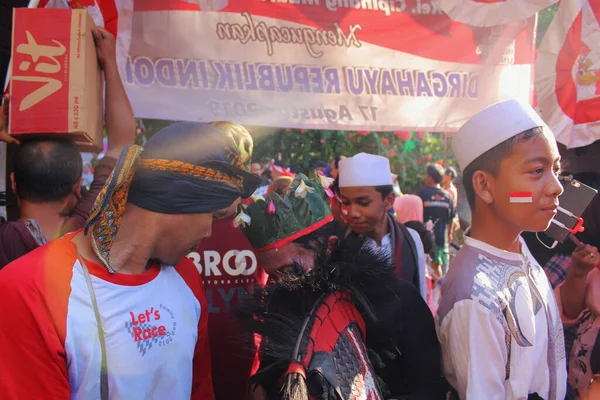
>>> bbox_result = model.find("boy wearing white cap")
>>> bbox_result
[437,100,566,399]
[338,153,426,298]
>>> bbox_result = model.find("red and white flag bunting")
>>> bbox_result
[31,0,537,131]
[536,0,600,149]
[432,0,557,28]
[38,0,133,80]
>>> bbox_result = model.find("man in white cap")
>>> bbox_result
[338,153,426,298]
[437,100,566,399]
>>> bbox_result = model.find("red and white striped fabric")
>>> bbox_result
[432,0,557,27]
[38,0,133,80]
[536,0,600,149]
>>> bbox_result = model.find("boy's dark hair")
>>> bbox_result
[404,220,437,259]
[426,164,445,184]
[445,166,457,180]
[375,185,394,199]
[333,155,344,169]
[13,138,83,203]
[462,127,543,210]
[336,183,393,199]
[273,159,289,169]
[313,160,328,169]
[331,177,340,196]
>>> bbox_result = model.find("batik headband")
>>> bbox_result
[85,143,255,273]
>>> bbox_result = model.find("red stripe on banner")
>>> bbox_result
[555,0,600,125]
[555,11,580,121]
[509,192,533,197]
[131,0,535,65]
[95,0,119,37]
[135,0,199,11]
[38,0,50,7]
[593,0,600,28]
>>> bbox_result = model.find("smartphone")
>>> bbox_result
[544,178,598,243]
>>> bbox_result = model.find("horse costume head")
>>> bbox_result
[238,174,399,399]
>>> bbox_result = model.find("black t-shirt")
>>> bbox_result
[418,186,456,247]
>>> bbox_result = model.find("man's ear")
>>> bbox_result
[472,170,494,205]
[72,178,84,200]
[10,172,16,196]
[384,191,395,211]
[326,235,339,258]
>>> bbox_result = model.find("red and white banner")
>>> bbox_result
[112,0,535,131]
[38,0,536,132]
[433,0,556,28]
[536,0,600,149]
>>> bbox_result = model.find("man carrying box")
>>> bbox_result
[0,27,134,269]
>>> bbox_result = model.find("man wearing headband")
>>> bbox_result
[237,174,447,399]
[0,122,261,399]
[437,100,566,399]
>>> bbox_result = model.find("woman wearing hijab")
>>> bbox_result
[394,194,439,313]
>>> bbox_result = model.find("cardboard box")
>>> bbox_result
[9,8,103,151]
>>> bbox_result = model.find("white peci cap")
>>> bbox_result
[452,99,550,171]
[338,153,393,188]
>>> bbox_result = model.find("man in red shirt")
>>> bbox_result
[0,122,261,399]
[441,166,459,208]
[441,166,460,243]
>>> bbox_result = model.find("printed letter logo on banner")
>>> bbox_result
[12,31,66,111]
[187,250,257,277]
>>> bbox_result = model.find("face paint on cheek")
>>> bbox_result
[509,192,533,203]
[341,206,349,216]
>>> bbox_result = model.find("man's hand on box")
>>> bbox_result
[0,95,20,145]
[92,27,117,70]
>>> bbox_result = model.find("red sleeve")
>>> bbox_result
[0,241,74,399]
[175,258,215,400]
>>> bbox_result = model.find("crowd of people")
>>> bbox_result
[0,28,599,400]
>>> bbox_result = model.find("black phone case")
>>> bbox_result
[544,179,598,243]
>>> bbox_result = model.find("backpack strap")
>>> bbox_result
[389,214,420,291]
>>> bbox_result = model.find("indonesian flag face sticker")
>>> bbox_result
[509,192,533,203]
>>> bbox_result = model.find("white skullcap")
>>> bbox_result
[339,153,393,188]
[452,99,549,171]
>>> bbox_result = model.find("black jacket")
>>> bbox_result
[238,233,448,399]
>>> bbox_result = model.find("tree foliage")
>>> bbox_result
[251,129,457,193]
